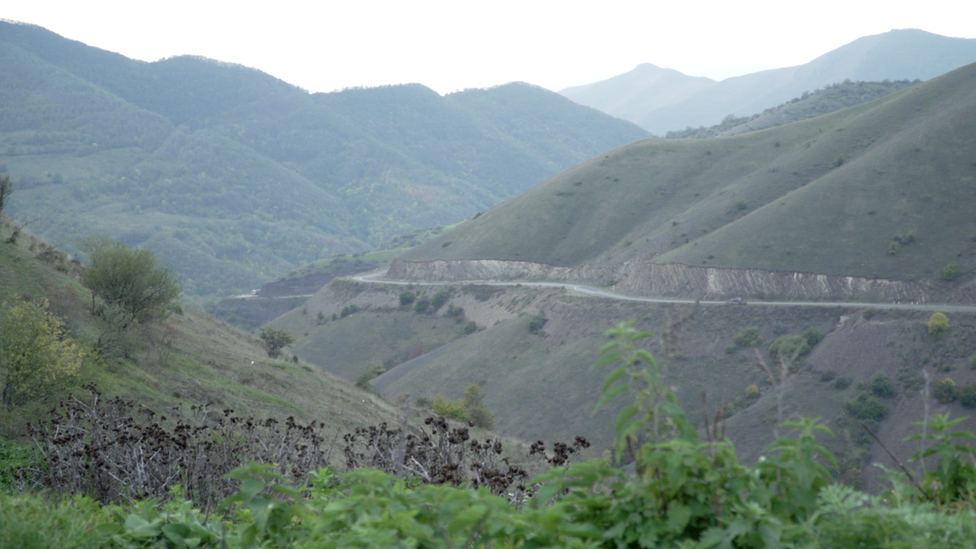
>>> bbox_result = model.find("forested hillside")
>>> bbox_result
[0,21,648,297]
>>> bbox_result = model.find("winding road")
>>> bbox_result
[351,270,976,313]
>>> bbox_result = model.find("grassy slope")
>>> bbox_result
[0,217,400,442]
[299,277,976,482]
[403,62,976,283]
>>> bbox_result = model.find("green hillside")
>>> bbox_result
[0,21,648,299]
[0,216,399,441]
[403,62,976,284]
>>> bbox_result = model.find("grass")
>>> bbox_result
[402,63,976,285]
[0,217,403,442]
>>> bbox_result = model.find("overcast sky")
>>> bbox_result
[5,1,975,95]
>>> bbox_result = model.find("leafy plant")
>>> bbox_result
[929,312,950,337]
[933,377,960,403]
[871,372,897,398]
[0,298,85,407]
[258,326,294,358]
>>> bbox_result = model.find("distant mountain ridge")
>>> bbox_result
[561,29,976,134]
[0,21,648,297]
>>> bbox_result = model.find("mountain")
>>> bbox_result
[0,21,648,298]
[401,61,976,293]
[562,29,976,135]
[274,64,976,481]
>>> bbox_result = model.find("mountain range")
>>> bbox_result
[0,21,648,297]
[561,29,976,135]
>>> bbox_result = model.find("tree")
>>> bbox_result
[928,312,949,338]
[0,174,11,215]
[81,236,182,328]
[259,327,294,358]
[0,298,84,407]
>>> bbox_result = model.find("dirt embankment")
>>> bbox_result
[388,259,976,303]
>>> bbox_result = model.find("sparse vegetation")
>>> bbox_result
[870,372,896,398]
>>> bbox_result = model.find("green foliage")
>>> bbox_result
[870,372,896,398]
[398,290,416,307]
[428,384,495,428]
[844,391,888,422]
[355,362,386,390]
[943,261,960,281]
[81,236,182,328]
[414,296,430,314]
[907,413,976,506]
[933,377,960,403]
[430,288,451,311]
[0,437,31,493]
[463,321,478,334]
[832,376,852,390]
[339,304,359,318]
[258,326,294,358]
[0,298,85,407]
[769,327,822,363]
[527,315,547,335]
[430,395,467,420]
[959,384,976,408]
[929,312,950,337]
[733,326,763,348]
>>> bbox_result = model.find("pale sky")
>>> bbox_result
[4,1,975,95]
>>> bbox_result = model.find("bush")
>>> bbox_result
[463,321,478,334]
[870,373,896,398]
[928,312,949,337]
[81,236,182,328]
[430,288,452,311]
[399,291,416,307]
[745,384,760,399]
[414,296,430,314]
[528,315,547,334]
[942,262,959,281]
[0,298,85,407]
[430,395,467,420]
[340,304,360,318]
[933,377,959,403]
[819,371,836,382]
[258,327,294,358]
[845,391,888,421]
[959,384,976,408]
[733,327,763,348]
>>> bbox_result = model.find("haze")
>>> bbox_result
[5,0,976,94]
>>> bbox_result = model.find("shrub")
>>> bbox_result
[430,288,451,311]
[928,312,949,337]
[844,391,888,422]
[819,371,837,382]
[398,291,416,307]
[733,327,763,348]
[745,384,760,399]
[340,304,360,318]
[414,296,430,314]
[446,304,464,318]
[870,372,896,398]
[959,384,976,408]
[0,298,85,407]
[528,315,547,334]
[463,321,478,334]
[430,395,467,420]
[80,236,182,328]
[933,378,959,403]
[942,262,959,281]
[258,327,294,358]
